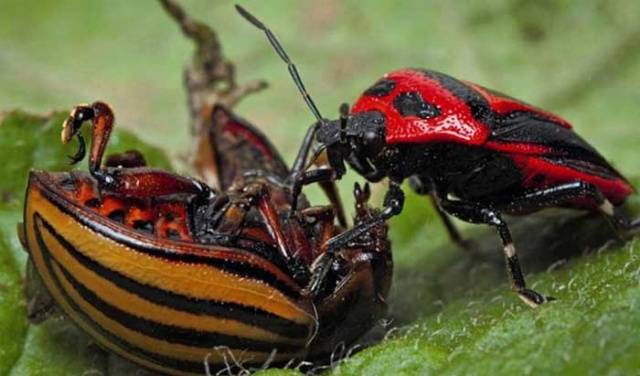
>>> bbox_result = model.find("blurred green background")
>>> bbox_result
[2,0,639,172]
[2,0,640,375]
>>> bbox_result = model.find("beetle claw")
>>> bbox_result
[67,133,86,165]
[517,288,555,308]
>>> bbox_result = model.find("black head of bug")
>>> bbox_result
[315,110,387,179]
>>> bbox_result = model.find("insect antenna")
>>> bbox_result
[338,102,349,143]
[235,5,325,123]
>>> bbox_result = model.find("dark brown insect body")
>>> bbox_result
[21,102,392,375]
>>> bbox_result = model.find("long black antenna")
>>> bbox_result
[235,5,324,123]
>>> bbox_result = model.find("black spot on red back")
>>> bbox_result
[393,91,440,119]
[419,69,492,122]
[364,79,396,97]
[417,69,575,138]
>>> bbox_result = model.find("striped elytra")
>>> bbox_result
[23,171,314,375]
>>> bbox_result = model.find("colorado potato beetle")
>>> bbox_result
[20,102,391,375]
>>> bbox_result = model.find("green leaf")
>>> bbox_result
[0,229,27,375]
[334,209,640,376]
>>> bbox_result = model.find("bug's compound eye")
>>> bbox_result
[359,127,385,158]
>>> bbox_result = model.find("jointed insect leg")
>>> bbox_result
[288,123,347,227]
[437,197,553,307]
[290,168,335,209]
[430,195,469,247]
[435,181,639,307]
[307,181,403,296]
[62,101,115,186]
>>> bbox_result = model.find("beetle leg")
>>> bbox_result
[317,180,347,228]
[307,181,403,296]
[213,198,252,235]
[353,182,372,221]
[290,168,337,209]
[289,122,321,177]
[289,150,347,227]
[62,101,115,186]
[338,183,378,249]
[287,122,347,227]
[435,181,639,307]
[210,183,264,232]
[437,197,553,308]
[429,194,471,248]
[216,183,294,260]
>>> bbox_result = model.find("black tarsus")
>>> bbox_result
[64,105,96,165]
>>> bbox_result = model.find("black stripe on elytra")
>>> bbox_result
[418,69,575,132]
[393,91,441,119]
[363,78,396,97]
[488,112,623,179]
[419,69,493,123]
[54,252,304,353]
[32,219,221,374]
[38,188,301,300]
[36,215,311,340]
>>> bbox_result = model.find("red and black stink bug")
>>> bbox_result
[236,5,639,307]
[20,102,392,375]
